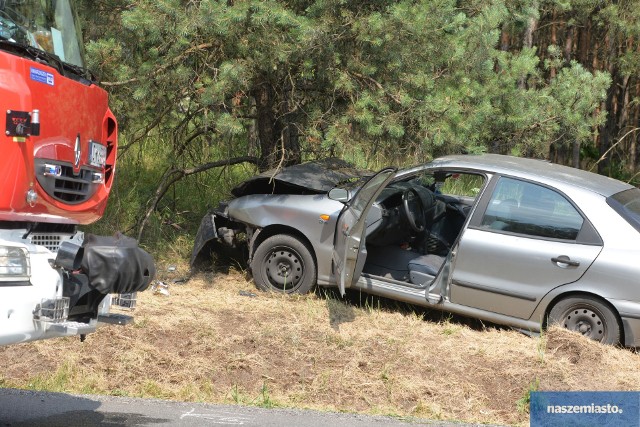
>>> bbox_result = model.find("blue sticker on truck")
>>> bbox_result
[30,67,54,86]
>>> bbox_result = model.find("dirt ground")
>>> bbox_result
[1,269,639,426]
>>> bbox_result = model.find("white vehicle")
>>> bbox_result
[0,0,155,346]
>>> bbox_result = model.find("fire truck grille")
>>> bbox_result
[52,165,93,203]
[35,160,98,205]
[29,234,63,252]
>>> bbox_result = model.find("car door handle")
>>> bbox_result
[551,256,580,267]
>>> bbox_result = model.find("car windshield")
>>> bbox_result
[0,0,85,68]
[608,188,640,233]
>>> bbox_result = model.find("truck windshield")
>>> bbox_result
[0,0,85,68]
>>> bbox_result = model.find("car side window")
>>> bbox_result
[480,177,584,240]
[436,173,484,198]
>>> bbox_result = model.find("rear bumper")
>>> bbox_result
[608,298,640,347]
[621,317,640,347]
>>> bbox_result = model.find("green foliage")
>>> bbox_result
[86,135,256,252]
[516,377,540,413]
[227,382,276,408]
[85,0,610,160]
[26,361,75,392]
[79,0,611,243]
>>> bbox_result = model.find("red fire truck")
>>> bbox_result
[0,0,155,346]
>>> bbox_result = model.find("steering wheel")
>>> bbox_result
[402,187,426,233]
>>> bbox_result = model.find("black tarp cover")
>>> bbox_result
[81,233,156,294]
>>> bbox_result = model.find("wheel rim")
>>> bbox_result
[561,306,605,341]
[261,245,305,292]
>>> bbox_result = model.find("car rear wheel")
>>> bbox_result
[547,295,620,345]
[251,234,316,294]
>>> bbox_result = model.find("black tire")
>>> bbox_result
[251,234,316,294]
[547,295,621,345]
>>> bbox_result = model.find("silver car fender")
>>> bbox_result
[228,194,344,285]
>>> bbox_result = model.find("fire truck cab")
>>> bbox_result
[0,0,155,346]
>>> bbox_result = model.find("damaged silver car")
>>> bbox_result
[192,155,640,347]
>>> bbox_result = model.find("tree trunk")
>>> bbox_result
[572,140,580,168]
[632,81,640,172]
[523,16,536,50]
[283,119,301,165]
[253,82,282,171]
[500,24,510,52]
[597,33,618,175]
[253,80,301,171]
[281,82,302,166]
[518,4,538,89]
[549,10,557,79]
[578,20,591,66]
[620,74,631,172]
[564,26,574,62]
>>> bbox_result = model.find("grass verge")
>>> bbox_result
[1,268,639,426]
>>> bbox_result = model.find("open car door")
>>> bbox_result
[333,168,397,296]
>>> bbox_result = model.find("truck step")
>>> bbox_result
[47,321,96,335]
[98,313,134,326]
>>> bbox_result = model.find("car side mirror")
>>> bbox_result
[328,188,350,202]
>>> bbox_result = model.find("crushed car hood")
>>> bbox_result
[231,158,371,197]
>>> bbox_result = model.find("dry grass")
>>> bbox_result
[1,268,640,426]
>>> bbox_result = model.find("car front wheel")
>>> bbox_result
[547,295,621,345]
[251,234,316,294]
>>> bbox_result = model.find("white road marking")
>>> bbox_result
[180,408,252,425]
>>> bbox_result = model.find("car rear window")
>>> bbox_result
[608,188,640,233]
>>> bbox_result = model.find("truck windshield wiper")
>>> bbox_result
[61,60,93,81]
[0,37,64,74]
[0,38,93,82]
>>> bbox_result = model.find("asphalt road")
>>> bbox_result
[0,388,496,427]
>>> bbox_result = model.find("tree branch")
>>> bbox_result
[137,155,259,240]
[590,127,640,172]
[102,42,215,87]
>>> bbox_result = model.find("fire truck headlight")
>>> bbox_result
[0,246,31,281]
